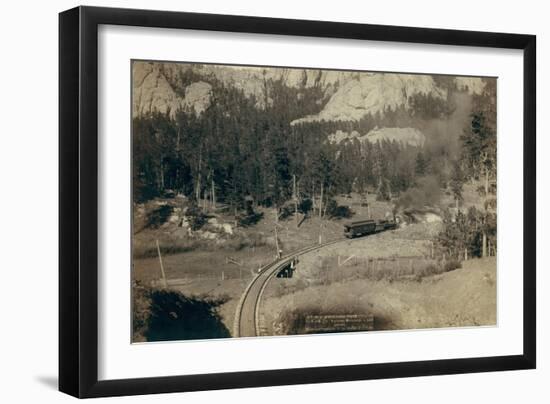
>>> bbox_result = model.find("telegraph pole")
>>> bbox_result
[274,226,281,259]
[293,174,298,228]
[156,239,168,288]
[319,183,324,219]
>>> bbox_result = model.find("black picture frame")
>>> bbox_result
[59,5,536,398]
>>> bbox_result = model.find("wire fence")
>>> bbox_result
[314,255,445,284]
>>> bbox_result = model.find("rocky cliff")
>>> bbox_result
[291,73,448,124]
[132,61,487,135]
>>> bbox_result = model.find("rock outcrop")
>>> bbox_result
[182,82,212,116]
[292,73,447,124]
[133,63,213,118]
[133,62,182,118]
[133,60,486,126]
[363,127,426,147]
[132,61,351,117]
[328,127,426,148]
[327,130,362,144]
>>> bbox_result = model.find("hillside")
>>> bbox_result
[131,60,497,263]
[262,251,497,333]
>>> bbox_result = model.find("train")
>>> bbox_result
[344,218,397,238]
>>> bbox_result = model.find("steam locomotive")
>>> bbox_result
[344,218,397,238]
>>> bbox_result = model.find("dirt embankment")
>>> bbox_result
[261,227,495,335]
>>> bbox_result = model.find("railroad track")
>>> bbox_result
[233,238,347,338]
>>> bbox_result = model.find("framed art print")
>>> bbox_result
[59,6,536,398]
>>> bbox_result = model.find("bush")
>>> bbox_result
[443,259,462,272]
[326,199,354,219]
[278,205,294,220]
[146,205,173,228]
[298,198,313,215]
[423,263,442,276]
[186,204,207,230]
[330,205,354,219]
[238,211,264,227]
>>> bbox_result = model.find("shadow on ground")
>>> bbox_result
[145,290,230,342]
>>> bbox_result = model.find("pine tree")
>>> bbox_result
[450,161,464,209]
[415,150,429,176]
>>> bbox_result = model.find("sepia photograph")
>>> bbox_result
[131,60,497,343]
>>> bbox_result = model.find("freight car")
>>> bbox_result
[344,218,397,238]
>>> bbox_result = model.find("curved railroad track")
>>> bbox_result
[233,238,347,338]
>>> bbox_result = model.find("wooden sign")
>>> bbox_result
[304,314,374,333]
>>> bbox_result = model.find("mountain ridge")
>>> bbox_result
[132,61,486,126]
